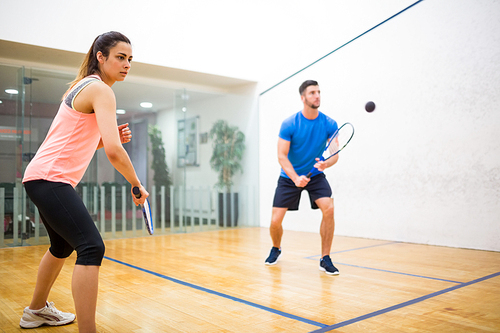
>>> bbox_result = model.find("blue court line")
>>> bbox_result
[304,241,399,260]
[305,242,463,284]
[104,256,328,328]
[331,242,401,254]
[332,262,462,284]
[259,0,425,95]
[308,271,500,332]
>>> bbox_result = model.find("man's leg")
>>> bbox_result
[266,207,288,265]
[270,207,288,248]
[315,197,339,275]
[315,197,334,257]
[268,176,300,265]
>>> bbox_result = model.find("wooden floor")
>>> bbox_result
[1,227,499,332]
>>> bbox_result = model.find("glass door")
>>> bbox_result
[16,66,29,246]
[0,65,27,247]
[0,64,77,247]
[173,89,189,233]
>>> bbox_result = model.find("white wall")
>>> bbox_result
[259,0,500,251]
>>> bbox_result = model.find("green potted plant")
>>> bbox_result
[209,120,245,226]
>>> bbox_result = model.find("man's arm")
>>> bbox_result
[278,138,310,187]
[314,153,339,172]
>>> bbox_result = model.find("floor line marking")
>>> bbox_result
[304,241,399,260]
[308,271,500,332]
[305,242,462,283]
[104,256,328,328]
[331,262,463,284]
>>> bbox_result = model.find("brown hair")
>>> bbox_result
[64,31,131,97]
[299,80,319,95]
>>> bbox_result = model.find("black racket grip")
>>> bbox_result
[306,172,312,178]
[132,186,141,199]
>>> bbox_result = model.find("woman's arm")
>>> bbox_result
[88,83,148,204]
[96,123,131,150]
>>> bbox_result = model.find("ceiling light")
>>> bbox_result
[0,100,3,104]
[182,107,187,112]
[5,89,18,94]
[116,109,126,114]
[140,102,152,108]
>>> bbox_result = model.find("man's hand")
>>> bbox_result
[314,158,328,172]
[118,123,132,144]
[293,175,310,188]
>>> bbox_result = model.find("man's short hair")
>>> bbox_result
[299,80,319,95]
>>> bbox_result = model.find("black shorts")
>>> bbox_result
[24,180,105,266]
[272,173,332,211]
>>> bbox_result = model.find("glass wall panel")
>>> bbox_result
[0,65,26,246]
[1,61,259,249]
[159,87,260,233]
[0,65,79,247]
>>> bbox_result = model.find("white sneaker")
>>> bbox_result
[20,301,76,328]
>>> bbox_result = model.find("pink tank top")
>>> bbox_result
[23,75,103,187]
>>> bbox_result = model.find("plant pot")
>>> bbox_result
[218,193,238,227]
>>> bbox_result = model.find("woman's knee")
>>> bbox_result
[75,239,105,266]
[49,245,74,259]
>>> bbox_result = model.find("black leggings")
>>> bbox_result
[24,180,105,266]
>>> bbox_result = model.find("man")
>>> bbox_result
[265,80,340,275]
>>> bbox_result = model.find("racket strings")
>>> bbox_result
[337,130,351,150]
[324,125,354,158]
[306,122,354,177]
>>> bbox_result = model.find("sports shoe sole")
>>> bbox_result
[319,266,339,275]
[20,317,75,328]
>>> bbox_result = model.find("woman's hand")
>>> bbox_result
[131,184,149,206]
[118,123,132,144]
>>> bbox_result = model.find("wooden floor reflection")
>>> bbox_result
[1,227,499,332]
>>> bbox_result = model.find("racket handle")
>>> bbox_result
[132,186,141,199]
[306,172,312,178]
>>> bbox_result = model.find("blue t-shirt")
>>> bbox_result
[279,111,338,178]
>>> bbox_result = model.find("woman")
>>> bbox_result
[20,31,148,332]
